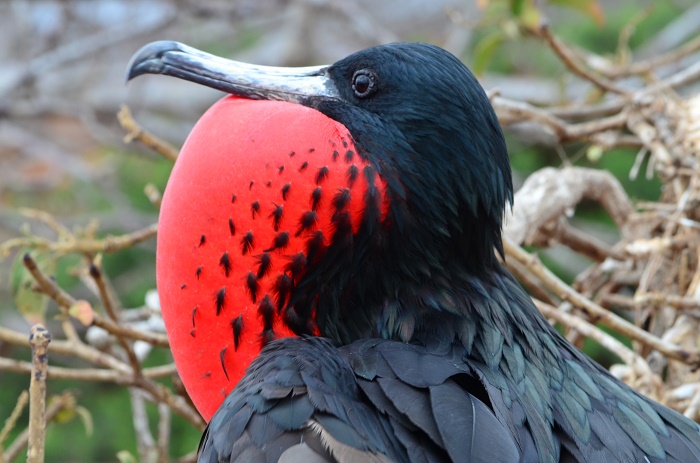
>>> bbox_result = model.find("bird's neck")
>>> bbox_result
[377,262,556,360]
[312,245,558,372]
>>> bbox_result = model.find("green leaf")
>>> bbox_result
[10,250,55,325]
[473,30,506,76]
[510,0,527,16]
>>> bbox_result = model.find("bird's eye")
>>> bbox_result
[352,70,376,98]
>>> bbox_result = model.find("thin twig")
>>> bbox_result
[90,263,143,377]
[1,224,158,257]
[685,386,700,421]
[3,393,74,463]
[0,326,130,374]
[553,220,624,262]
[118,106,179,162]
[602,293,700,312]
[92,317,169,348]
[157,402,171,463]
[0,390,28,460]
[504,238,700,367]
[0,285,197,431]
[503,258,558,306]
[0,356,177,382]
[493,97,629,142]
[10,256,201,428]
[27,325,51,463]
[22,253,168,347]
[538,23,628,95]
[16,208,72,238]
[605,34,700,78]
[144,184,162,209]
[0,325,200,429]
[644,59,700,94]
[131,389,156,463]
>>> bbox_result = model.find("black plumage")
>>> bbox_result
[127,42,700,462]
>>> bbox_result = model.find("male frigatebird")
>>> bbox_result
[127,41,700,462]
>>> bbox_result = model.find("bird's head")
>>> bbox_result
[127,41,512,420]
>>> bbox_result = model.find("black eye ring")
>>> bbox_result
[352,69,376,98]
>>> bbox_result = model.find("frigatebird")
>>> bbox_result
[127,41,700,462]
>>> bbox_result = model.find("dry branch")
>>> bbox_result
[504,166,633,247]
[0,223,158,258]
[27,325,51,463]
[504,238,700,367]
[3,393,75,463]
[0,357,177,383]
[537,23,628,95]
[0,391,28,460]
[118,105,180,162]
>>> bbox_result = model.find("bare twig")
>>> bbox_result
[504,167,633,247]
[91,317,169,348]
[3,393,74,463]
[90,262,143,377]
[0,325,200,429]
[27,325,51,463]
[603,35,700,78]
[119,106,179,162]
[15,208,72,239]
[551,220,623,262]
[1,223,158,257]
[503,258,558,306]
[11,256,201,428]
[644,59,700,94]
[0,356,177,382]
[493,97,629,142]
[602,293,700,313]
[157,403,171,463]
[685,386,700,421]
[0,390,28,460]
[0,326,130,374]
[21,253,168,347]
[144,184,163,209]
[130,389,157,463]
[537,23,628,95]
[504,238,700,367]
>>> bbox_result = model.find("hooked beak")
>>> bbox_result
[126,41,341,104]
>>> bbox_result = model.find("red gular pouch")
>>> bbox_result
[156,96,387,421]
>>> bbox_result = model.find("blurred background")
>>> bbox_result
[1,0,699,461]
